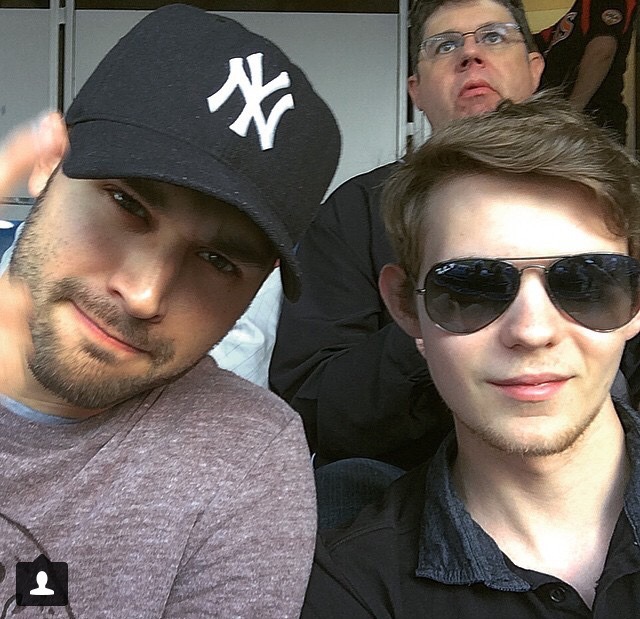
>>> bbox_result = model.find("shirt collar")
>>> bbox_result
[416,398,640,590]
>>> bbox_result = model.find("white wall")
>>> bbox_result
[1,6,406,211]
[0,8,53,202]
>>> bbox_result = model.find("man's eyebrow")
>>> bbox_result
[428,22,499,36]
[117,178,276,266]
[427,29,459,36]
[119,178,166,206]
[209,234,276,268]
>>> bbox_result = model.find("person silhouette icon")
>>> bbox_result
[16,554,68,606]
[30,570,54,595]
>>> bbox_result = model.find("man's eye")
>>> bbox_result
[199,252,237,274]
[435,38,459,54]
[111,189,147,219]
[480,29,505,45]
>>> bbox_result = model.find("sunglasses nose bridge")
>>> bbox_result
[518,262,559,299]
[518,263,548,273]
[509,263,559,316]
[497,263,568,347]
[517,263,550,288]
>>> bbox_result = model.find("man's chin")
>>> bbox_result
[456,94,502,119]
[27,344,195,412]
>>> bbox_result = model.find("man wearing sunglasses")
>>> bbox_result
[270,0,544,471]
[301,95,640,617]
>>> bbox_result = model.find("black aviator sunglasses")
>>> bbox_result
[416,253,640,334]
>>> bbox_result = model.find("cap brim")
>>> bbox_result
[62,119,301,300]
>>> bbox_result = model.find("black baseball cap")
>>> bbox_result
[63,4,341,301]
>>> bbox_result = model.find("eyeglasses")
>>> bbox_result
[419,22,524,59]
[416,253,640,334]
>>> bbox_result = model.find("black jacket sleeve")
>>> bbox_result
[301,465,428,618]
[269,165,451,469]
[300,536,382,619]
[622,333,640,408]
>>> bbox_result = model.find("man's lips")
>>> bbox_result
[489,374,571,402]
[458,80,497,98]
[72,303,148,355]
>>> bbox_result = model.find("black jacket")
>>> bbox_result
[269,164,452,469]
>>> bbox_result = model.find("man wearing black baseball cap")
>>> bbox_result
[0,4,339,617]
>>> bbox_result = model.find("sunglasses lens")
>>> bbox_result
[425,259,519,333]
[548,254,640,330]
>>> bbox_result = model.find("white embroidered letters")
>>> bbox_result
[207,53,295,151]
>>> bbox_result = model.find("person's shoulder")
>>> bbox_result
[326,162,400,203]
[310,162,400,236]
[114,359,309,495]
[344,162,401,188]
[306,464,427,617]
[138,357,302,440]
[589,0,631,24]
[321,462,427,556]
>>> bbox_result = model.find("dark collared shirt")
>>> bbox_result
[302,401,640,618]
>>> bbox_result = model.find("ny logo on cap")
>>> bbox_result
[207,53,295,151]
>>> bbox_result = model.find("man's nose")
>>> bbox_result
[106,248,182,321]
[498,270,564,350]
[457,35,486,68]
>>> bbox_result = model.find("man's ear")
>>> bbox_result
[528,51,545,90]
[379,263,422,338]
[27,112,68,197]
[622,309,640,343]
[407,74,422,110]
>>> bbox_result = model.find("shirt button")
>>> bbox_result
[549,586,567,603]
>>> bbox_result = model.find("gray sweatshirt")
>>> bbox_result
[0,357,316,618]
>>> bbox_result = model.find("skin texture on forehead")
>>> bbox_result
[408,0,544,130]
[419,175,624,269]
[411,0,536,60]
